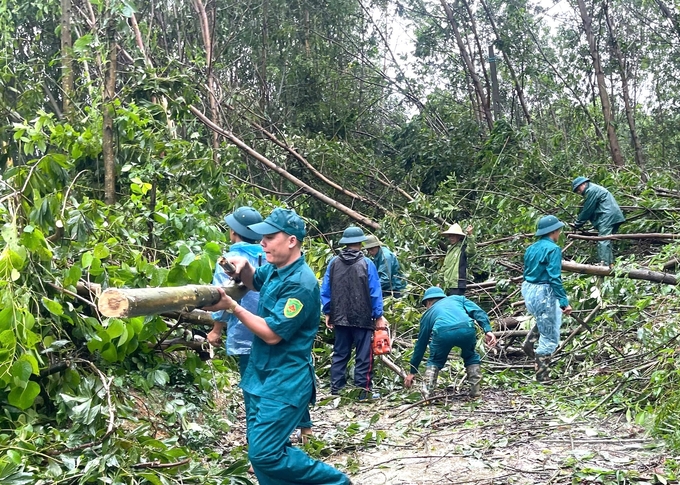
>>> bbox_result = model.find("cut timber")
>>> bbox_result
[98,282,248,318]
[561,260,677,285]
[567,232,680,241]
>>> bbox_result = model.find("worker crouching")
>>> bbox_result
[404,287,497,398]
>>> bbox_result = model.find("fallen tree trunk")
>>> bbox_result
[561,260,677,284]
[567,232,680,241]
[98,283,248,318]
[378,355,408,379]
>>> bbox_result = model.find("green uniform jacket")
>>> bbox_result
[442,235,476,290]
[575,182,625,230]
[522,236,569,308]
[409,295,491,374]
[239,255,320,408]
[371,246,406,293]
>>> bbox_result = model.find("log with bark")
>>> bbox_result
[98,281,248,318]
[561,260,677,285]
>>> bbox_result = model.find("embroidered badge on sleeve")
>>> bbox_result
[283,298,303,318]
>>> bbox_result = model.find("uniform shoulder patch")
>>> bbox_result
[283,298,304,318]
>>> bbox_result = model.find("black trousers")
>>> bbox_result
[330,326,374,394]
[446,288,465,296]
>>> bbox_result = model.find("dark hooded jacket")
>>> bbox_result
[320,248,383,329]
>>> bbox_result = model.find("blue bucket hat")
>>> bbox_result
[421,287,447,304]
[535,215,565,237]
[572,176,590,192]
[225,206,263,242]
[248,208,306,241]
[338,226,367,245]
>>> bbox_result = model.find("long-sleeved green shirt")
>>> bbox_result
[522,236,569,308]
[575,182,625,230]
[409,295,491,374]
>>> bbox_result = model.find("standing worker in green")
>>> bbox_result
[364,235,406,298]
[204,208,350,485]
[521,215,572,382]
[572,176,625,266]
[403,287,497,398]
[441,223,475,295]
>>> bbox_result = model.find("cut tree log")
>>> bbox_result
[98,282,248,318]
[561,260,677,284]
[567,232,680,241]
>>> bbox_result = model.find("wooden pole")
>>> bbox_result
[561,260,677,285]
[98,283,248,318]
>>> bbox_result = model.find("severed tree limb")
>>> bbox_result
[237,114,389,214]
[189,105,380,229]
[561,260,677,285]
[98,283,248,318]
[378,354,407,379]
[567,232,680,241]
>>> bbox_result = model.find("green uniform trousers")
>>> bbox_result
[244,391,349,485]
[428,325,480,369]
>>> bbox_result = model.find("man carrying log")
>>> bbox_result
[521,215,572,382]
[403,287,497,398]
[204,208,350,485]
[572,176,625,266]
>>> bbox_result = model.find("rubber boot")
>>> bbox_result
[466,364,482,397]
[422,366,439,399]
[535,355,551,382]
[522,325,539,358]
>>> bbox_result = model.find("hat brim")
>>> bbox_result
[248,220,284,236]
[225,214,262,241]
[442,230,466,236]
[339,235,367,245]
[535,221,564,236]
[364,241,380,249]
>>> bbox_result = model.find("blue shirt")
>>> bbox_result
[371,246,406,293]
[409,295,492,374]
[523,236,569,308]
[211,242,265,355]
[239,255,320,407]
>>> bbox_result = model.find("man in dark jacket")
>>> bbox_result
[572,177,625,266]
[321,226,387,398]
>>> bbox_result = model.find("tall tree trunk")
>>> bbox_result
[478,0,532,126]
[460,0,492,112]
[192,0,219,160]
[60,0,73,118]
[603,1,644,171]
[439,0,493,130]
[103,19,117,205]
[260,0,269,111]
[576,0,625,167]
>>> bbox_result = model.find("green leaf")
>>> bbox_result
[81,251,93,268]
[179,251,196,267]
[8,381,41,409]
[106,319,126,339]
[10,360,33,385]
[93,243,110,259]
[41,297,64,316]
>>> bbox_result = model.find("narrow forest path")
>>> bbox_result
[308,387,671,484]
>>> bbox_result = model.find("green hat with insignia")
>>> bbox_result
[248,208,306,241]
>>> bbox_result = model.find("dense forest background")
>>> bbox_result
[2,0,680,482]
